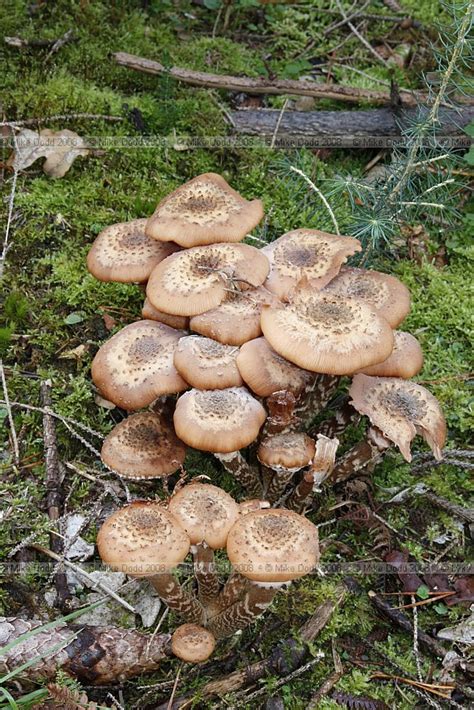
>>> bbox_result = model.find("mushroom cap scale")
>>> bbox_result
[236,337,314,397]
[168,483,240,549]
[226,508,319,582]
[142,298,189,331]
[173,387,266,453]
[171,624,216,663]
[87,219,179,283]
[323,267,411,327]
[262,229,362,299]
[190,287,278,346]
[261,290,394,375]
[357,331,424,379]
[146,173,264,248]
[97,501,190,577]
[91,320,187,410]
[349,374,447,462]
[100,412,186,480]
[146,243,270,317]
[174,335,242,390]
[258,432,316,470]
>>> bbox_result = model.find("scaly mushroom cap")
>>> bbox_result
[97,501,190,577]
[323,267,411,327]
[91,320,188,410]
[262,229,362,299]
[236,337,314,397]
[173,387,266,453]
[226,508,319,582]
[174,335,242,390]
[168,483,240,549]
[358,331,424,379]
[145,173,264,248]
[142,298,189,331]
[261,289,394,375]
[349,374,446,462]
[190,287,278,346]
[100,412,186,480]
[171,624,216,663]
[86,219,179,283]
[146,243,270,317]
[258,432,316,470]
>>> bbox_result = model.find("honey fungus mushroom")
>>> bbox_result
[100,411,186,480]
[171,624,216,663]
[258,432,316,503]
[208,509,319,638]
[142,297,189,331]
[87,219,179,283]
[261,289,394,375]
[174,336,242,390]
[262,229,361,300]
[97,501,204,623]
[145,173,264,248]
[173,387,266,495]
[357,331,424,379]
[286,435,339,513]
[91,320,187,410]
[323,267,411,328]
[146,243,269,317]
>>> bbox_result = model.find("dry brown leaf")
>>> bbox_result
[8,128,90,178]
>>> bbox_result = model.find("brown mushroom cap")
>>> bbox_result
[91,320,188,410]
[174,336,242,390]
[86,219,179,283]
[168,483,240,549]
[142,298,189,331]
[226,508,319,583]
[262,229,362,300]
[323,267,411,327]
[171,624,216,663]
[145,173,264,248]
[261,289,394,375]
[146,243,270,317]
[190,287,278,346]
[100,412,186,480]
[236,336,314,397]
[349,374,447,462]
[357,331,424,379]
[173,387,266,453]
[97,501,190,577]
[258,432,316,470]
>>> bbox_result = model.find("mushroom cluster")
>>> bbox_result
[88,172,446,510]
[97,482,319,660]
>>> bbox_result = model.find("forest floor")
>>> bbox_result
[0,1,472,708]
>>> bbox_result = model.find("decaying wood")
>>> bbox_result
[0,617,171,684]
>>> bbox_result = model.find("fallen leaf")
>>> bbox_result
[384,549,424,593]
[59,343,88,361]
[9,128,90,178]
[445,577,474,606]
[438,612,474,645]
[102,313,117,331]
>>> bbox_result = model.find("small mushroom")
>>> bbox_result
[258,432,316,503]
[100,411,185,480]
[262,229,361,300]
[146,243,270,316]
[145,172,264,248]
[208,509,319,638]
[97,501,205,624]
[323,267,411,327]
[91,320,187,410]
[261,289,394,374]
[142,297,189,331]
[174,335,242,390]
[286,435,339,512]
[171,624,216,663]
[349,374,446,462]
[190,286,278,346]
[169,483,240,610]
[173,387,266,496]
[357,331,424,379]
[87,219,179,283]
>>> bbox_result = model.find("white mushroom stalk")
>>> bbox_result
[287,435,340,512]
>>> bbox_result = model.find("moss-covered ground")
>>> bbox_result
[0,1,472,708]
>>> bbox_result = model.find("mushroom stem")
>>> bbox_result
[296,375,340,421]
[264,465,300,503]
[208,581,283,639]
[312,398,359,439]
[191,542,222,612]
[149,573,206,625]
[286,436,339,513]
[211,572,249,616]
[214,451,262,497]
[262,390,300,436]
[330,426,391,484]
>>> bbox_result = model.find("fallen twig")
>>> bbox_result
[289,166,340,234]
[306,646,344,708]
[0,360,20,464]
[0,113,124,128]
[371,672,454,699]
[335,0,389,66]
